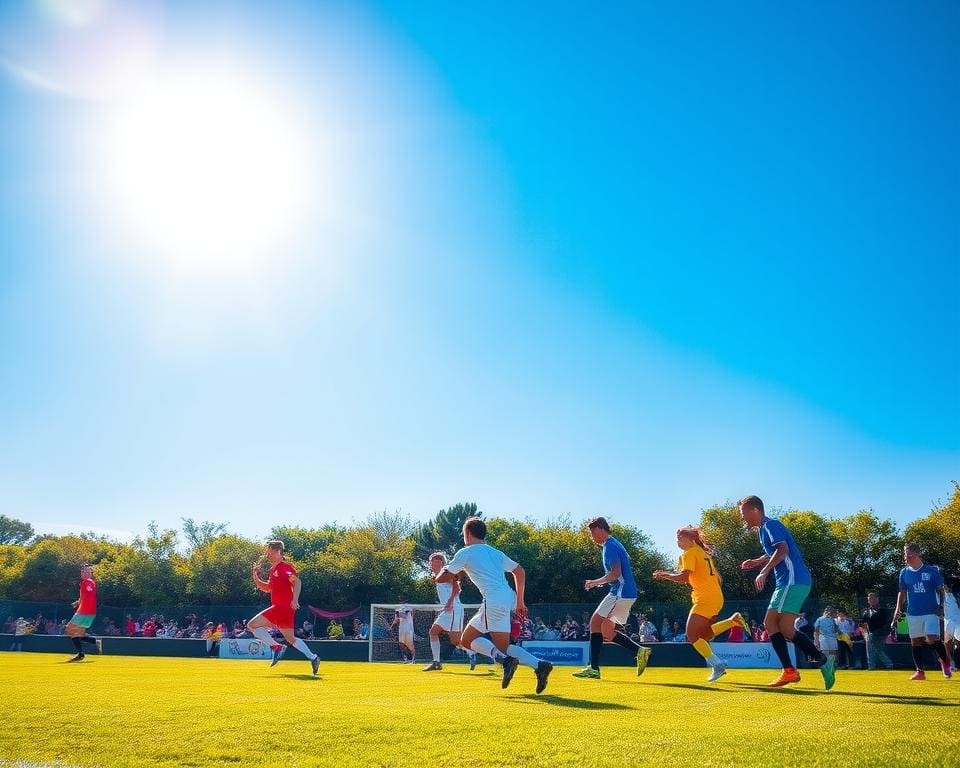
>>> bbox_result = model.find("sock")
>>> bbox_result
[711,617,735,635]
[505,643,541,670]
[291,637,316,660]
[612,631,640,658]
[431,637,441,662]
[71,637,84,653]
[931,640,949,665]
[80,635,97,646]
[911,644,924,671]
[769,632,793,669]
[692,638,715,662]
[470,637,503,662]
[251,626,278,648]
[791,630,825,664]
[589,632,603,670]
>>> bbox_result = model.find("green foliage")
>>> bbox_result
[904,481,960,574]
[186,534,263,604]
[698,503,759,599]
[181,519,229,551]
[413,502,480,560]
[828,510,903,601]
[0,515,34,545]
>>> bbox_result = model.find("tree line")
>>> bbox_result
[1,484,957,609]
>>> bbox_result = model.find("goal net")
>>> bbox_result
[368,603,482,663]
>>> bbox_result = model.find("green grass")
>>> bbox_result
[1,653,957,767]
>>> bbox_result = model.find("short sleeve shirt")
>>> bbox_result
[269,561,298,607]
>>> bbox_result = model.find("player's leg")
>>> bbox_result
[279,625,319,670]
[687,609,726,681]
[710,611,748,637]
[424,623,444,671]
[247,610,282,650]
[923,614,951,678]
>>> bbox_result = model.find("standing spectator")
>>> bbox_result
[836,609,856,669]
[660,617,671,641]
[11,617,27,651]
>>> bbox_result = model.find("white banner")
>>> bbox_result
[523,640,589,666]
[219,637,273,660]
[709,642,797,669]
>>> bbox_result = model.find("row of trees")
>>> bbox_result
[1,484,957,610]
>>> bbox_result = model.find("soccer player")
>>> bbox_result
[423,553,478,671]
[573,517,652,679]
[944,576,960,672]
[813,606,839,665]
[248,540,320,675]
[892,543,951,680]
[738,495,835,689]
[390,597,417,664]
[434,516,553,694]
[652,526,749,682]
[66,564,101,662]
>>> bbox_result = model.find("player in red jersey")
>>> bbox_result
[247,540,320,675]
[66,564,102,662]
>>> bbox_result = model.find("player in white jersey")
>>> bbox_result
[390,597,417,663]
[435,516,553,694]
[423,552,480,671]
[945,575,960,672]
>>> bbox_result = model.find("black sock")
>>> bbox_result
[589,632,603,670]
[911,644,924,671]
[71,637,83,653]
[80,635,97,646]
[791,630,825,665]
[769,632,793,669]
[931,640,949,665]
[612,631,640,658]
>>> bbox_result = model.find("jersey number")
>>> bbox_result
[704,557,715,576]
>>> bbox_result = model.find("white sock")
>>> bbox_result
[707,654,723,667]
[470,637,502,661]
[506,644,540,670]
[430,637,441,662]
[251,627,276,647]
[292,638,316,660]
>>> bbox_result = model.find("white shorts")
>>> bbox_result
[593,594,636,626]
[467,600,512,634]
[944,617,960,641]
[398,629,414,646]
[433,605,464,633]
[818,636,838,652]
[907,614,941,639]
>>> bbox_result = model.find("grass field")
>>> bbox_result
[1,654,958,768]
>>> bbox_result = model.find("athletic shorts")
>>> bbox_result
[433,604,464,633]
[262,604,295,629]
[398,629,414,646]
[593,594,636,626]
[68,613,95,629]
[768,583,810,615]
[690,599,723,620]
[907,614,941,639]
[468,600,512,634]
[818,636,838,652]
[944,617,960,641]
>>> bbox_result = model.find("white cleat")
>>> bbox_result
[707,662,728,683]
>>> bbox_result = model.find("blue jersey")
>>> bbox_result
[758,518,812,588]
[899,564,943,616]
[602,536,638,599]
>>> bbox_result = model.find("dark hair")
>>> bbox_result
[464,516,487,540]
[904,542,921,555]
[587,517,610,532]
[738,495,764,515]
[266,540,285,554]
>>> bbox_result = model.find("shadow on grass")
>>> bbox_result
[508,694,634,710]
[647,682,733,693]
[727,682,957,706]
[280,673,322,681]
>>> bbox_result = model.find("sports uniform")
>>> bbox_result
[899,563,944,638]
[593,536,638,625]
[445,543,517,633]
[70,577,97,628]
[944,591,960,642]
[433,582,463,633]
[813,614,839,652]
[678,544,723,619]
[759,518,812,614]
[262,561,297,628]
[395,604,415,646]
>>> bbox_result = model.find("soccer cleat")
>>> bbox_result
[819,655,836,691]
[311,655,320,676]
[270,644,287,667]
[940,661,952,680]
[96,638,102,655]
[68,654,84,663]
[572,666,601,679]
[768,668,801,687]
[421,661,442,671]
[909,670,925,680]
[733,612,750,634]
[501,656,519,689]
[636,646,653,677]
[707,662,728,683]
[535,660,553,694]
[469,654,477,671]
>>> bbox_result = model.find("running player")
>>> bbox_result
[652,526,749,682]
[944,575,960,673]
[66,564,101,662]
[892,543,951,680]
[390,597,416,664]
[248,540,320,675]
[739,496,835,689]
[434,516,553,694]
[423,553,478,671]
[573,517,651,679]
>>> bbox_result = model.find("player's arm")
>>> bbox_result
[252,566,271,593]
[510,565,528,617]
[740,554,770,571]
[434,567,458,584]
[754,543,787,591]
[445,579,461,611]
[584,561,622,590]
[652,568,691,584]
[892,588,907,625]
[292,576,302,610]
[935,586,946,617]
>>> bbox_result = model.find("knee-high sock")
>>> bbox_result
[931,640,949,665]
[430,637,441,662]
[769,632,793,669]
[711,616,735,635]
[791,630,825,664]
[589,632,603,670]
[251,626,277,647]
[71,637,84,653]
[612,631,640,658]
[505,643,541,670]
[470,637,503,662]
[692,638,721,667]
[79,635,97,646]
[911,644,924,670]
[291,637,316,660]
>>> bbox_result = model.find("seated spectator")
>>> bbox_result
[671,621,683,642]
[660,621,674,643]
[202,622,221,656]
[142,619,157,638]
[636,615,658,643]
[352,618,369,640]
[534,617,548,640]
[327,619,344,640]
[125,615,136,637]
[521,616,534,641]
[579,613,591,640]
[296,620,314,640]
[560,615,579,641]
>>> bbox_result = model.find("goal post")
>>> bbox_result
[369,603,481,663]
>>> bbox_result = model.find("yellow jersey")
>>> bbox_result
[678,544,723,605]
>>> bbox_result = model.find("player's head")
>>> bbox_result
[676,525,714,554]
[428,552,446,575]
[80,563,93,578]
[738,495,765,528]
[463,516,487,544]
[586,517,610,544]
[903,542,922,566]
[265,540,285,563]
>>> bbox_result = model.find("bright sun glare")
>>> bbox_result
[108,69,309,273]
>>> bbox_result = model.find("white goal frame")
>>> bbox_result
[368,602,482,663]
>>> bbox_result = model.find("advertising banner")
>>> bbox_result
[523,641,589,666]
[710,642,797,668]
[219,637,273,660]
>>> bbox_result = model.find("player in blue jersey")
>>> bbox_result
[739,496,835,690]
[572,517,652,679]
[893,542,951,680]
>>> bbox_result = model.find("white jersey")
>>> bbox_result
[944,593,960,622]
[445,542,518,605]
[435,581,461,609]
[395,604,414,633]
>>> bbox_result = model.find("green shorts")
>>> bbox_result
[768,584,810,615]
[69,613,96,629]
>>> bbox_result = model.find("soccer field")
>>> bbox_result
[1,655,957,768]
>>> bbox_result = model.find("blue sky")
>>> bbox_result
[0,1,956,557]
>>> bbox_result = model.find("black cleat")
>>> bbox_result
[501,656,519,689]
[535,660,553,694]
[311,655,320,676]
[67,654,84,663]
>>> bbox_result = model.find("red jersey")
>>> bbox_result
[78,578,97,614]
[269,561,297,607]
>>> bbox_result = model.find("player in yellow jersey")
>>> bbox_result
[653,526,749,682]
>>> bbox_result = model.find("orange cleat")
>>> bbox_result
[768,667,801,687]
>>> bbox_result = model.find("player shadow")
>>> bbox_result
[727,682,957,706]
[646,682,733,693]
[279,673,323,681]
[509,694,634,710]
